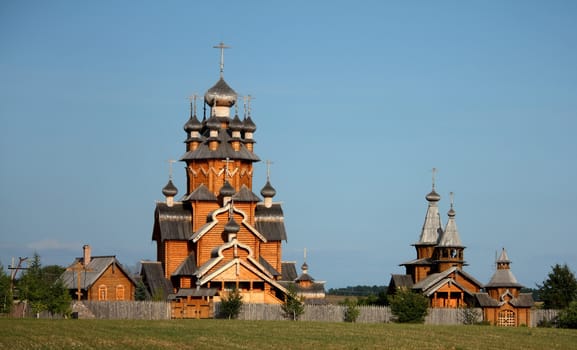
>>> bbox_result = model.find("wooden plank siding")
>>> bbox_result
[87,264,135,301]
[163,240,189,278]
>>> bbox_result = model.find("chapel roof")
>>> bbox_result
[152,202,192,241]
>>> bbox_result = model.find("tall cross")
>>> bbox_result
[168,159,176,180]
[449,191,455,209]
[431,167,437,190]
[213,42,230,77]
[222,157,234,180]
[246,94,254,117]
[266,160,274,181]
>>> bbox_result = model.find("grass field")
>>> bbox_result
[1,319,576,350]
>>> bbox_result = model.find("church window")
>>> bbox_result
[116,285,125,300]
[497,309,516,327]
[98,285,107,301]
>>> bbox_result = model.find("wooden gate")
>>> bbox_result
[171,297,213,319]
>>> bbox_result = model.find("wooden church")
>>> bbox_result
[141,43,325,318]
[389,171,533,326]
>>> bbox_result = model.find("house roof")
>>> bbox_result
[281,262,298,281]
[413,267,483,293]
[152,202,192,241]
[182,183,217,202]
[140,261,173,299]
[254,203,287,241]
[175,288,217,298]
[61,256,136,290]
[474,292,534,308]
[233,185,261,202]
[485,269,524,289]
[400,257,434,266]
[172,253,198,276]
[474,293,500,307]
[259,256,281,277]
[389,274,415,289]
[510,293,534,308]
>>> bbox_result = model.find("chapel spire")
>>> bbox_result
[415,168,443,253]
[436,192,465,270]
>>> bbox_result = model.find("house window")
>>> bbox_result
[116,285,125,300]
[98,285,107,301]
[498,309,516,327]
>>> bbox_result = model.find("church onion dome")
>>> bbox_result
[242,116,257,132]
[447,207,456,217]
[162,179,178,197]
[183,114,202,133]
[206,115,221,130]
[204,77,237,107]
[301,262,308,271]
[425,189,441,202]
[260,181,276,198]
[220,180,235,197]
[224,217,240,234]
[229,114,244,131]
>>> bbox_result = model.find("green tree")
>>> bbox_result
[17,253,71,317]
[388,288,429,323]
[134,280,148,301]
[342,298,360,323]
[557,301,577,329]
[282,284,304,321]
[0,263,12,314]
[219,288,243,319]
[537,264,577,309]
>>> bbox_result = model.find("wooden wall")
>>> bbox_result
[87,263,135,301]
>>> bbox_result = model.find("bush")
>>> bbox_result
[558,301,577,329]
[460,306,481,325]
[387,288,428,323]
[219,288,243,319]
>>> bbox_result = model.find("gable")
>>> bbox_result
[152,202,193,241]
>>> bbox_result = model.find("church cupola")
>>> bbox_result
[224,216,240,242]
[242,95,257,152]
[436,192,466,270]
[260,160,276,208]
[229,110,243,151]
[162,179,178,207]
[414,168,443,260]
[220,180,235,205]
[204,42,237,119]
[184,95,203,151]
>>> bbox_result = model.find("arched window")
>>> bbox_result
[98,285,107,301]
[116,285,125,300]
[497,309,516,327]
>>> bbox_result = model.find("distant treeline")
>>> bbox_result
[327,285,388,296]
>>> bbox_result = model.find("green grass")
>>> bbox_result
[1,319,576,350]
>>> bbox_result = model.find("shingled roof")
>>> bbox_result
[180,128,260,162]
[140,261,173,299]
[255,203,287,241]
[152,202,192,241]
[61,256,136,290]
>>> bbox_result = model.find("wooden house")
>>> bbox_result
[61,245,136,301]
[144,44,325,317]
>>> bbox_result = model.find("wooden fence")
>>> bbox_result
[530,308,559,327]
[82,301,171,320]
[214,303,480,325]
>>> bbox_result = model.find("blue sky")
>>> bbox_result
[1,1,576,289]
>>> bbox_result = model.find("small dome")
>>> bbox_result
[301,262,308,271]
[242,116,257,132]
[184,114,202,133]
[447,207,456,217]
[162,180,178,197]
[426,189,441,202]
[220,180,235,197]
[204,78,237,107]
[229,114,243,131]
[206,115,221,130]
[224,217,240,234]
[260,181,276,198]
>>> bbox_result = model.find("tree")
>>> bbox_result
[387,288,429,323]
[219,288,243,319]
[537,264,577,309]
[0,263,12,314]
[342,298,360,323]
[134,280,148,301]
[557,301,577,329]
[282,284,304,321]
[16,253,71,317]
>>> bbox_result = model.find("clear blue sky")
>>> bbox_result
[1,1,576,289]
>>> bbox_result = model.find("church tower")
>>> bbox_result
[146,43,299,310]
[434,192,466,271]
